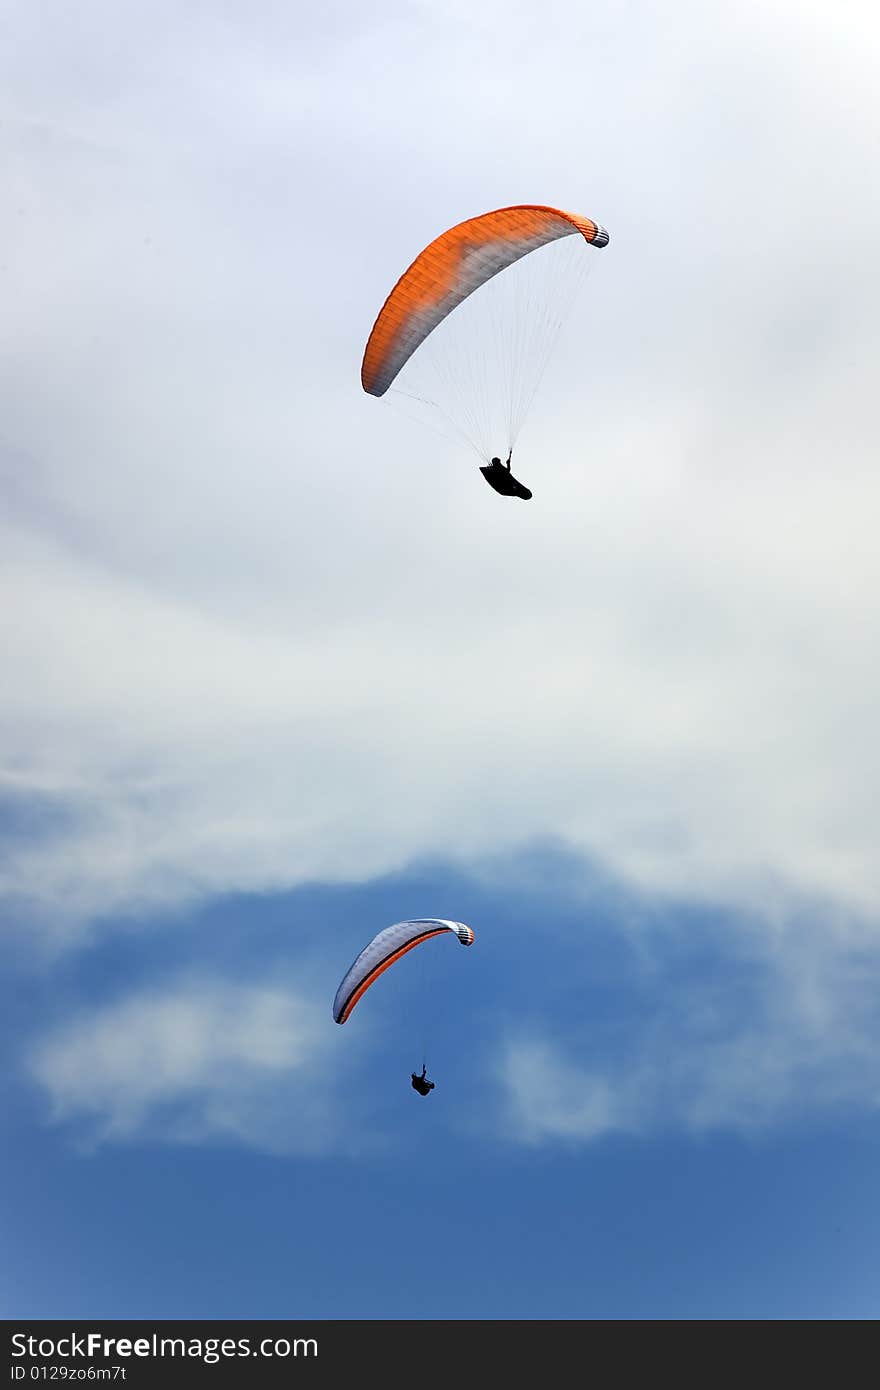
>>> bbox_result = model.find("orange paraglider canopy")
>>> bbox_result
[361,204,609,397]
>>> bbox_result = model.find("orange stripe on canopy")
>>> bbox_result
[338,928,448,1023]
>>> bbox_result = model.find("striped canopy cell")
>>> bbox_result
[361,204,609,397]
[332,919,475,1024]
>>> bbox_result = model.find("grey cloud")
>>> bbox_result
[2,0,879,940]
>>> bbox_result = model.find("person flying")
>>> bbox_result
[479,451,532,500]
[411,1064,435,1096]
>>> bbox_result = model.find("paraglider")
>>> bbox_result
[332,918,474,1024]
[332,918,475,1093]
[361,203,609,496]
[411,1064,435,1097]
[480,452,532,501]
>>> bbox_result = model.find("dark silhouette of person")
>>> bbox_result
[411,1064,435,1096]
[479,450,532,500]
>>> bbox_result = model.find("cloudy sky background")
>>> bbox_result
[2,0,880,1318]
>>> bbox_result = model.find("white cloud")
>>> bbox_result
[497,1041,625,1144]
[496,923,880,1144]
[28,979,348,1153]
[2,0,880,940]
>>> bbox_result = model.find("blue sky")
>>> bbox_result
[3,0,880,1320]
[4,851,880,1319]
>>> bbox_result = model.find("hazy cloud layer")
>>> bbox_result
[2,0,880,939]
[26,906,880,1155]
[498,922,880,1144]
[28,979,346,1153]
